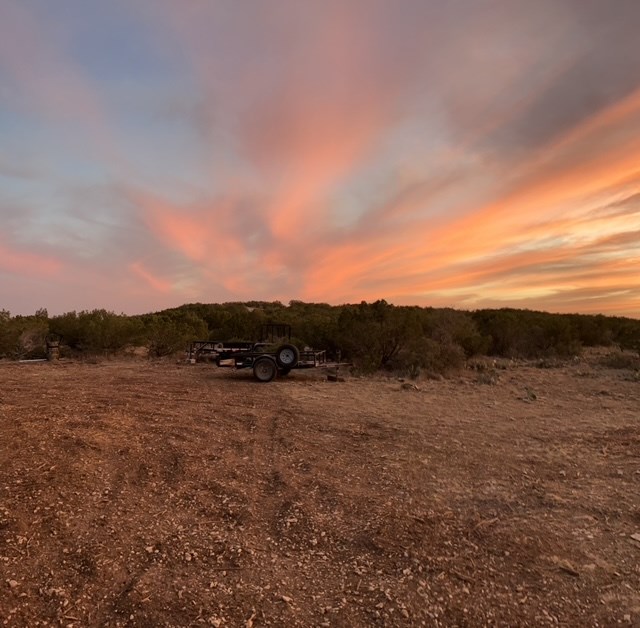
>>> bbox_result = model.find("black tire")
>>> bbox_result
[275,344,299,369]
[278,367,291,377]
[253,357,277,382]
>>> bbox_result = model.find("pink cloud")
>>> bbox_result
[129,261,172,293]
[0,241,63,277]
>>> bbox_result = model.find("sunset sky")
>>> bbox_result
[1,0,639,317]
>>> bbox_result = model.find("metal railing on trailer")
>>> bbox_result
[187,340,255,362]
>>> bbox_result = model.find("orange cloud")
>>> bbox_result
[439,91,640,244]
[266,110,382,241]
[313,83,640,308]
[131,191,296,301]
[135,193,244,265]
[299,150,640,307]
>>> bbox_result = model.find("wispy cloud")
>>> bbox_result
[0,240,63,277]
[129,261,172,293]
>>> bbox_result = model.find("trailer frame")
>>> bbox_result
[188,324,347,382]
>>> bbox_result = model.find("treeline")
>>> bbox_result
[0,301,638,374]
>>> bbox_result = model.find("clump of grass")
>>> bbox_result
[598,351,640,370]
[535,357,565,369]
[476,369,499,385]
[622,370,640,382]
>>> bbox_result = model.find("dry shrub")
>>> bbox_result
[476,370,499,385]
[598,351,640,370]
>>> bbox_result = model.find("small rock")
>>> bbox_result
[145,546,154,553]
[7,580,19,588]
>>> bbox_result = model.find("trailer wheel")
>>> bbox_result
[253,357,277,382]
[275,344,299,369]
[278,367,291,377]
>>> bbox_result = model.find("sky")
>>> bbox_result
[1,0,639,318]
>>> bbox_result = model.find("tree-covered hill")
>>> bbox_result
[1,302,638,374]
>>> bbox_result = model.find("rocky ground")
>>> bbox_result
[1,351,639,626]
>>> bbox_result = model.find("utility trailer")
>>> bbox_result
[188,324,346,382]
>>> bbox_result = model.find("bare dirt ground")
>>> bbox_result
[1,352,639,627]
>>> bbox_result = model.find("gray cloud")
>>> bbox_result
[477,1,640,156]
[0,154,40,180]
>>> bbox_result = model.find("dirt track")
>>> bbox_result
[1,355,639,626]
